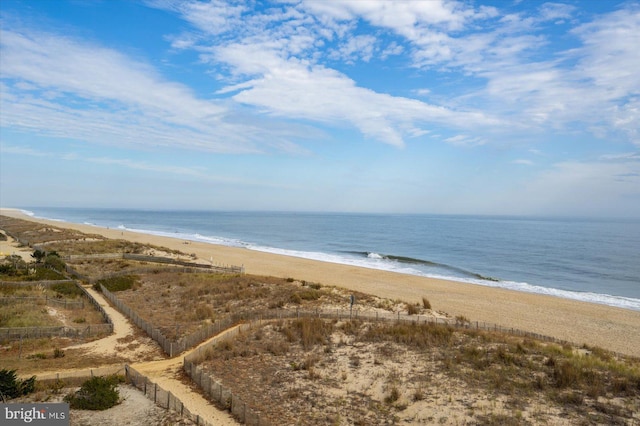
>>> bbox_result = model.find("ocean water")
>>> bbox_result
[19,208,640,311]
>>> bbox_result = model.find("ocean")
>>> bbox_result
[19,208,640,311]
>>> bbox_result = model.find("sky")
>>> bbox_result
[0,0,639,217]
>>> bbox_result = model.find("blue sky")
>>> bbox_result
[1,0,639,217]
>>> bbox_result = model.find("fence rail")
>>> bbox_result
[182,307,636,425]
[183,322,271,426]
[64,252,244,274]
[0,279,76,287]
[0,323,113,340]
[125,365,215,426]
[0,280,113,341]
[0,296,84,309]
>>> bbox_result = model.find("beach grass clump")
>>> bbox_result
[406,302,419,315]
[363,322,454,348]
[51,281,83,298]
[421,297,431,310]
[94,275,138,292]
[288,318,333,350]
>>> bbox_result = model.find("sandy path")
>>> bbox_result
[0,232,34,261]
[69,285,139,356]
[131,326,242,426]
[8,271,239,425]
[69,287,238,425]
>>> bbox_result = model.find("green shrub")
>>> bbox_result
[95,275,138,292]
[52,282,83,297]
[44,253,66,271]
[0,369,36,400]
[64,376,121,410]
[33,267,66,280]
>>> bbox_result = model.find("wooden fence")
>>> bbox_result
[0,323,113,340]
[125,365,215,426]
[0,296,84,309]
[0,280,113,341]
[181,307,631,425]
[183,322,271,426]
[0,279,77,287]
[64,252,244,274]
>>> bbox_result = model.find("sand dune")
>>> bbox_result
[2,208,639,357]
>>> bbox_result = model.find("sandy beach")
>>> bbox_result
[2,208,639,357]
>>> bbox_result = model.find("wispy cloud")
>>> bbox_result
[157,0,504,148]
[155,0,639,150]
[509,157,640,215]
[0,26,318,154]
[513,159,534,165]
[2,143,294,188]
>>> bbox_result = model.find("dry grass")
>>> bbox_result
[195,319,640,425]
[111,271,368,339]
[4,215,639,425]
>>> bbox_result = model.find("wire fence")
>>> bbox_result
[64,252,244,274]
[0,279,77,287]
[33,365,126,385]
[0,296,84,309]
[0,280,113,342]
[0,323,113,340]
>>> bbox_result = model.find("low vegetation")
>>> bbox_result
[195,318,640,425]
[2,215,639,425]
[94,275,139,292]
[64,375,123,410]
[0,369,36,400]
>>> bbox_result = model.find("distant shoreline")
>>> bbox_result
[12,207,640,311]
[2,207,640,357]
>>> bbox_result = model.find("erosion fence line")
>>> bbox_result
[0,296,84,309]
[0,324,113,340]
[179,309,590,426]
[125,365,215,426]
[0,280,113,342]
[89,266,242,284]
[99,282,255,357]
[0,279,76,287]
[32,365,126,386]
[183,322,271,426]
[63,252,244,274]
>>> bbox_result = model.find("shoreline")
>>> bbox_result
[2,207,640,357]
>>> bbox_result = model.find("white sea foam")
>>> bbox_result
[18,212,640,312]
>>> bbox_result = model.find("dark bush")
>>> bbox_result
[51,282,83,297]
[64,376,121,410]
[94,275,138,292]
[0,369,36,400]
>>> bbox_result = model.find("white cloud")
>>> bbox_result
[443,134,486,146]
[0,29,224,122]
[509,158,640,216]
[159,0,503,147]
[0,27,320,154]
[329,34,377,63]
[539,3,576,22]
[513,159,534,165]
